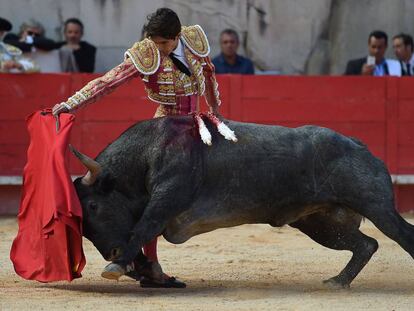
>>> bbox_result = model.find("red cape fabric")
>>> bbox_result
[10,110,86,282]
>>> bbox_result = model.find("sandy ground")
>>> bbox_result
[1,216,414,311]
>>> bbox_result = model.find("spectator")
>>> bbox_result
[0,17,39,73]
[4,19,58,53]
[57,18,96,73]
[393,33,414,76]
[5,19,61,72]
[345,30,401,76]
[212,29,254,74]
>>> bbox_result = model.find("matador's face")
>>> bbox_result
[150,35,180,57]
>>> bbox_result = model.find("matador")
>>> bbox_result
[53,8,221,288]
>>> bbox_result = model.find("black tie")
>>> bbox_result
[169,53,191,76]
[407,63,411,76]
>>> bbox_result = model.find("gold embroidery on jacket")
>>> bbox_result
[147,88,177,105]
[125,38,160,74]
[158,72,174,83]
[184,49,205,96]
[159,84,175,94]
[181,25,210,57]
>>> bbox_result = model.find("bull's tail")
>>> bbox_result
[336,150,414,260]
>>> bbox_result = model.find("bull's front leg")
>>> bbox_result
[101,183,193,282]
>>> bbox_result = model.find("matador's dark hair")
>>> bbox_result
[144,8,181,39]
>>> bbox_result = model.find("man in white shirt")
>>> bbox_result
[393,33,414,76]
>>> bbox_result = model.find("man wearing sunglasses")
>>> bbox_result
[4,19,58,53]
[0,17,38,73]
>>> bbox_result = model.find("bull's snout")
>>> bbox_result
[107,247,123,261]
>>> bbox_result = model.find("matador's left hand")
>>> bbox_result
[52,103,69,116]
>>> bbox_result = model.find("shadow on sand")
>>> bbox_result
[47,278,414,298]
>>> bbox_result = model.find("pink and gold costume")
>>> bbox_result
[62,25,221,117]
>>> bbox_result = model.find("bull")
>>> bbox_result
[72,116,414,288]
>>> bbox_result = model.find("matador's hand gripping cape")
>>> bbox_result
[10,110,85,282]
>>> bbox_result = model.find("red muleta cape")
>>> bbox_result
[10,110,86,282]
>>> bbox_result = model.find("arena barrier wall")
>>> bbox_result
[0,74,413,213]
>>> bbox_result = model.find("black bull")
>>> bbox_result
[73,116,414,288]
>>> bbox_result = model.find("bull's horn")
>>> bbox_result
[69,144,102,186]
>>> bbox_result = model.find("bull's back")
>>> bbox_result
[199,120,373,203]
[98,116,378,200]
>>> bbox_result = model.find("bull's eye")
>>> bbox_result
[89,201,98,211]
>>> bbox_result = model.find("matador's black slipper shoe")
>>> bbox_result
[140,276,187,288]
[124,269,140,281]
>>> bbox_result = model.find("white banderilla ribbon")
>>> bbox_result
[205,112,238,143]
[194,114,212,146]
[194,113,238,146]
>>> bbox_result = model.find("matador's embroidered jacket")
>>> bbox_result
[62,25,221,113]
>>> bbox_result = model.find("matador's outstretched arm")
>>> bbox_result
[53,58,139,115]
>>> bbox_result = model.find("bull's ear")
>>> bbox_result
[96,172,116,194]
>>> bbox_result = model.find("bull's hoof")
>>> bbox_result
[323,277,350,289]
[101,263,126,281]
[140,276,186,288]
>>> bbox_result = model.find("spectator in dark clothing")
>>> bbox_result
[57,18,96,73]
[0,17,39,72]
[4,19,62,72]
[345,30,401,76]
[212,29,254,74]
[392,33,414,76]
[3,19,57,52]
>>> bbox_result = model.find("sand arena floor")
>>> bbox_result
[1,216,414,311]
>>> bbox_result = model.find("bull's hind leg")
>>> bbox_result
[357,204,414,260]
[290,209,378,288]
